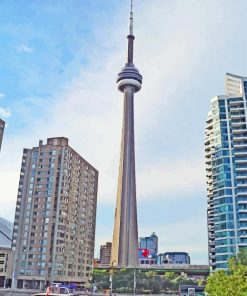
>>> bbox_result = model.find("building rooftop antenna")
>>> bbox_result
[129,0,134,36]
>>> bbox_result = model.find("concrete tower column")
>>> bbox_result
[111,0,142,267]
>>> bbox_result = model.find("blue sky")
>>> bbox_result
[0,0,246,264]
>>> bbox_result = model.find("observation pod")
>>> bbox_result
[117,66,142,93]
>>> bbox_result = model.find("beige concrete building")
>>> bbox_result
[0,247,14,287]
[0,217,14,288]
[12,137,98,289]
[111,3,142,267]
[99,242,112,267]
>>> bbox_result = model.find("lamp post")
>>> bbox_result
[133,267,136,295]
[110,275,112,296]
[110,261,116,296]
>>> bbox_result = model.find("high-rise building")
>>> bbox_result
[205,73,247,270]
[99,242,112,266]
[139,232,158,256]
[111,1,142,267]
[12,137,98,289]
[0,119,5,151]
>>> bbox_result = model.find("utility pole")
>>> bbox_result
[133,267,136,295]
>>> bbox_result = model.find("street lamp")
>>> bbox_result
[110,261,116,296]
[133,267,136,295]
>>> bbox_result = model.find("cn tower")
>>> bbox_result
[111,0,142,267]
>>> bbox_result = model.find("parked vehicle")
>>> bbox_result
[33,286,74,296]
[179,285,205,296]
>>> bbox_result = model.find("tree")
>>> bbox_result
[150,280,161,294]
[237,250,247,266]
[206,258,247,296]
[93,269,111,290]
[145,270,156,279]
[163,271,176,281]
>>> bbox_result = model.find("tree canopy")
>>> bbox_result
[93,268,202,294]
[205,258,247,296]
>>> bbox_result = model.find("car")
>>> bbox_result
[33,286,74,296]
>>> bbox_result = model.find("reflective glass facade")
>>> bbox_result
[139,232,158,256]
[205,73,247,270]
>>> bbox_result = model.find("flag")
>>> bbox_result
[138,248,150,258]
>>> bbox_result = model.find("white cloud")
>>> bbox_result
[0,107,11,118]
[16,44,33,53]
[0,170,18,218]
[0,93,5,99]
[137,159,205,200]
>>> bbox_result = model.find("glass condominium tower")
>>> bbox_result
[205,73,247,270]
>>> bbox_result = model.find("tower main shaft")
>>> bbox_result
[111,0,142,267]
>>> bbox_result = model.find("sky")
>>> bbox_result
[0,0,246,265]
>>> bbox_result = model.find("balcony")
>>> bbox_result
[230,113,245,119]
[229,100,244,106]
[234,150,247,156]
[209,240,215,246]
[232,129,247,134]
[235,159,247,164]
[239,209,247,213]
[231,122,246,129]
[237,191,247,196]
[229,102,244,109]
[236,166,247,171]
[232,134,247,140]
[236,174,247,179]
[238,200,247,204]
[234,145,247,150]
[237,184,247,189]
[239,218,247,221]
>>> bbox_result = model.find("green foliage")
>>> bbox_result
[149,280,161,294]
[196,278,205,287]
[145,270,157,278]
[206,258,247,296]
[237,249,247,266]
[93,269,110,290]
[93,268,200,294]
[163,271,176,281]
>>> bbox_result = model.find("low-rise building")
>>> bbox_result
[0,217,14,287]
[0,247,14,287]
[157,252,191,265]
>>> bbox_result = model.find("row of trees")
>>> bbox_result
[93,252,247,295]
[205,251,247,296]
[93,269,203,294]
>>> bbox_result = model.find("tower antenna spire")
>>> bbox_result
[129,0,133,35]
[127,0,135,64]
